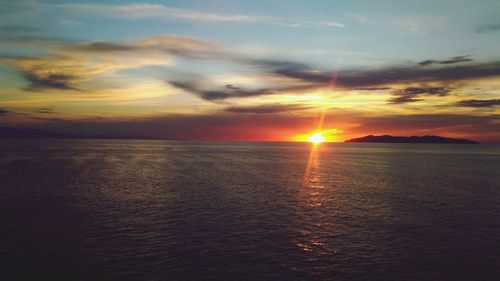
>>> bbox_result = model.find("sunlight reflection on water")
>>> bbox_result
[1,139,499,281]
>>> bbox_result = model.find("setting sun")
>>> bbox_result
[308,132,325,143]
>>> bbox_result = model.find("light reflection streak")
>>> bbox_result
[294,71,339,257]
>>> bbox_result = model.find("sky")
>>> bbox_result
[0,0,499,142]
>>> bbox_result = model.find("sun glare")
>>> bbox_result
[308,132,325,143]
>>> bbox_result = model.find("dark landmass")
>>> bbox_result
[0,126,164,140]
[345,135,478,144]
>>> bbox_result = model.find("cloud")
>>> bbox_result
[251,58,500,90]
[1,55,91,91]
[21,70,78,91]
[0,109,10,116]
[62,42,137,52]
[169,76,317,101]
[58,3,257,22]
[353,87,392,91]
[61,35,218,58]
[3,30,500,104]
[418,55,473,66]
[224,104,312,114]
[169,80,276,100]
[388,87,451,104]
[1,36,206,91]
[248,59,328,83]
[455,99,500,107]
[52,2,344,28]
[34,107,56,114]
[168,55,500,103]
[476,23,500,33]
[389,16,445,35]
[1,35,218,92]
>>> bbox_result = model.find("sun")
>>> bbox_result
[308,132,325,143]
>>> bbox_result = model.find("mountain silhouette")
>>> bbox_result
[0,126,160,140]
[345,135,478,144]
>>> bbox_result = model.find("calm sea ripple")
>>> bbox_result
[1,139,499,281]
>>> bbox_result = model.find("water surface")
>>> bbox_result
[1,139,499,280]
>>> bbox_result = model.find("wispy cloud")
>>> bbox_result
[388,87,451,104]
[350,14,445,34]
[0,35,216,91]
[224,104,312,114]
[2,31,500,111]
[418,55,473,66]
[389,15,445,35]
[60,35,220,60]
[169,52,500,106]
[52,2,344,28]
[455,99,500,107]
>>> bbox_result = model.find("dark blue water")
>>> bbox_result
[1,139,499,281]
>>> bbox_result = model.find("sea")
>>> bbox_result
[1,139,499,281]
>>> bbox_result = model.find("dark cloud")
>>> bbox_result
[303,62,500,87]
[418,55,472,66]
[353,87,392,91]
[0,108,10,115]
[59,36,219,59]
[30,117,65,122]
[169,80,277,101]
[476,23,500,33]
[3,32,500,102]
[57,41,487,95]
[224,104,311,114]
[388,87,451,104]
[225,84,241,90]
[34,107,56,114]
[246,58,500,93]
[61,42,137,52]
[171,58,500,102]
[249,59,330,83]
[0,55,83,91]
[21,70,78,91]
[455,99,500,107]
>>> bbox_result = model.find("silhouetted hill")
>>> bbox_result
[345,135,478,144]
[0,126,159,140]
[0,126,83,139]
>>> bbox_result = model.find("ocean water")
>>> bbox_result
[1,139,499,281]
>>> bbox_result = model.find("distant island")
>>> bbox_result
[345,135,478,144]
[0,126,167,140]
